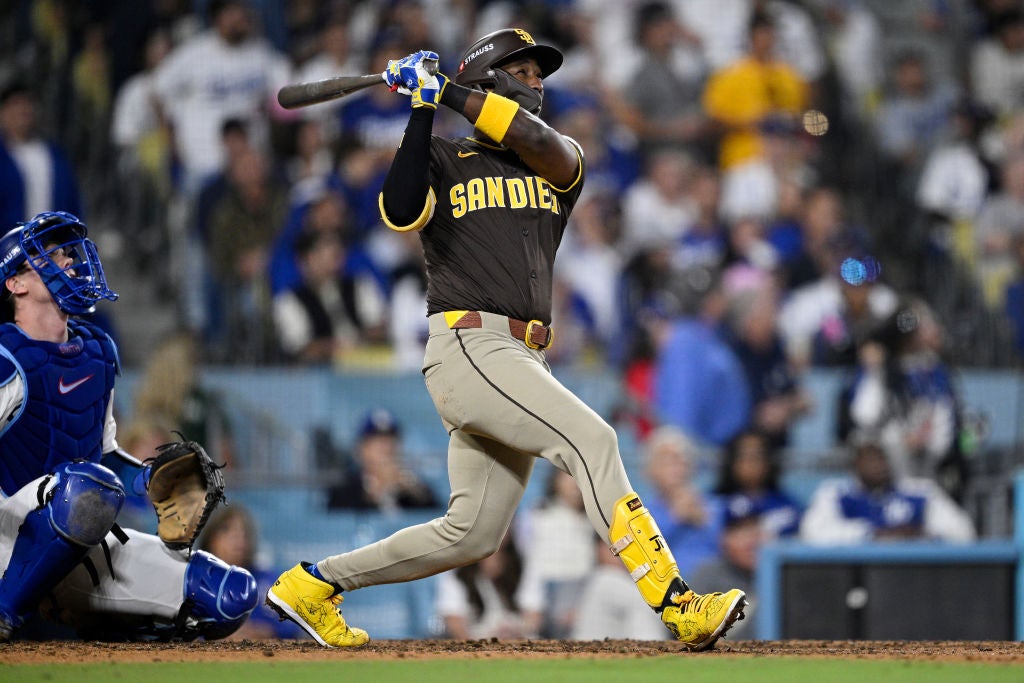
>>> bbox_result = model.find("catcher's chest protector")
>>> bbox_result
[0,321,118,493]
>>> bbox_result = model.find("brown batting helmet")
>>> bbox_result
[455,28,563,115]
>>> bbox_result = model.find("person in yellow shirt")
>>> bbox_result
[702,11,809,172]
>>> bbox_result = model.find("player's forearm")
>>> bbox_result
[101,447,149,495]
[442,84,579,187]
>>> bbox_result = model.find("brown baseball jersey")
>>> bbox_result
[419,136,585,324]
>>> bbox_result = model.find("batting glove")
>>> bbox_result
[383,50,440,95]
[412,72,449,109]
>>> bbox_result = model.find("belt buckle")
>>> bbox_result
[524,319,552,350]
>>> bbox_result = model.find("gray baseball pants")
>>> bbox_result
[319,311,634,591]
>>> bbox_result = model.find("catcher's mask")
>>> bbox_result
[0,211,118,315]
[455,28,563,115]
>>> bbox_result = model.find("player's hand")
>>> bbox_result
[382,50,439,95]
[412,72,449,110]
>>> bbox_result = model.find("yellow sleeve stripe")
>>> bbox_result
[476,93,519,144]
[378,187,436,232]
[547,136,584,194]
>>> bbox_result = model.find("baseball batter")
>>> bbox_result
[268,28,746,650]
[0,212,257,642]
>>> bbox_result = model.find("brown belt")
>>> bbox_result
[447,311,554,350]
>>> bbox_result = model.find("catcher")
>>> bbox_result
[0,211,256,642]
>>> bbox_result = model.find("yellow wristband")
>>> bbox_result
[476,92,519,143]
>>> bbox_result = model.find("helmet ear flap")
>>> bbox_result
[490,68,544,115]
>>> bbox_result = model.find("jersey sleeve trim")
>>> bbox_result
[547,136,585,194]
[378,187,436,232]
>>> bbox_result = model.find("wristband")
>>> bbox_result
[476,92,519,143]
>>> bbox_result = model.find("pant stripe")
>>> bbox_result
[454,329,610,528]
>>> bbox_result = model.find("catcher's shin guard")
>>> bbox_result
[180,550,258,640]
[608,492,687,610]
[0,462,124,635]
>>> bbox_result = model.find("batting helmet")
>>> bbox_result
[0,211,118,315]
[455,28,563,115]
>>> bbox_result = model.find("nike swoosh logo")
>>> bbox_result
[457,151,478,158]
[58,374,94,395]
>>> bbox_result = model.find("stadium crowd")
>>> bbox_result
[0,0,1020,639]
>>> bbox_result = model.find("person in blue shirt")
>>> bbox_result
[713,428,802,539]
[653,264,751,446]
[0,84,82,230]
[800,430,975,545]
[0,211,257,642]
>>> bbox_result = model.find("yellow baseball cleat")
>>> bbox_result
[661,588,747,651]
[266,563,369,647]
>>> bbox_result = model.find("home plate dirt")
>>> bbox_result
[2,639,1023,663]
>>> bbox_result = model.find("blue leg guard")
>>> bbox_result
[0,462,125,633]
[179,550,258,640]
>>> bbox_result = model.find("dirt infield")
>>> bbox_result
[3,639,1023,664]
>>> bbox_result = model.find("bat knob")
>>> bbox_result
[423,58,439,76]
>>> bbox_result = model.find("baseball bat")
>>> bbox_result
[277,58,439,110]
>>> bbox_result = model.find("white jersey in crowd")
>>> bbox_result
[799,475,977,546]
[152,30,291,185]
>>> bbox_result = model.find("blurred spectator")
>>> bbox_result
[0,81,82,229]
[712,428,802,539]
[755,0,827,88]
[293,17,366,144]
[972,150,1024,308]
[435,532,542,640]
[639,426,724,578]
[207,146,290,363]
[702,10,810,220]
[619,149,698,259]
[517,468,596,639]
[674,165,729,270]
[723,215,780,277]
[554,103,639,196]
[915,99,994,269]
[775,186,848,291]
[569,534,668,641]
[689,507,762,639]
[838,298,969,493]
[326,408,439,512]
[799,430,976,544]
[70,21,114,214]
[185,118,257,342]
[969,8,1024,120]
[110,27,173,267]
[552,186,625,354]
[873,49,959,201]
[675,0,753,72]
[272,224,388,365]
[653,265,751,447]
[723,275,812,447]
[777,250,899,368]
[818,0,884,121]
[197,505,303,639]
[132,332,237,469]
[284,118,335,201]
[916,99,994,226]
[151,0,291,192]
[613,1,709,163]
[334,36,420,239]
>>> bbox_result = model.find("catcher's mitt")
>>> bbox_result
[146,438,226,550]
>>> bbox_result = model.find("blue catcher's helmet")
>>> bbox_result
[0,211,118,315]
